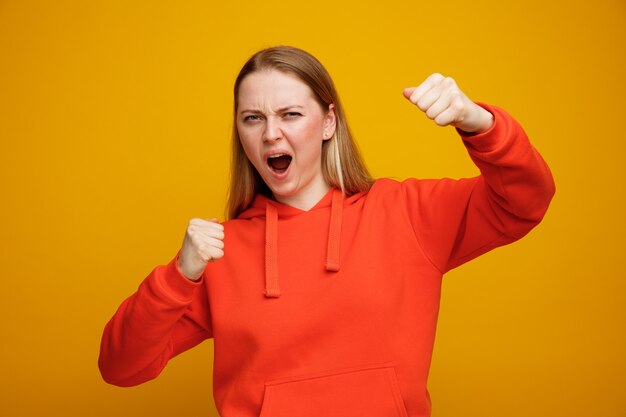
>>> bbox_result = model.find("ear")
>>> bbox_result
[322,103,337,141]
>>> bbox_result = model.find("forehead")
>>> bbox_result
[237,70,316,109]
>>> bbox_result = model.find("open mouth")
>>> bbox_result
[267,154,292,174]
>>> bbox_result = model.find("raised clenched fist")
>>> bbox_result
[176,218,225,281]
[403,73,494,134]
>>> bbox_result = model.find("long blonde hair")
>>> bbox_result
[227,46,373,219]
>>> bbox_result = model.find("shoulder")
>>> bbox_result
[363,178,425,207]
[368,176,478,203]
[361,178,402,201]
[370,177,405,192]
[369,177,439,195]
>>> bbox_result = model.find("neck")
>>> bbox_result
[273,181,331,211]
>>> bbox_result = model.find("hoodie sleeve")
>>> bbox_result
[98,251,212,387]
[401,103,555,274]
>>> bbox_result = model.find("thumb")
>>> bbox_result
[402,87,416,100]
[207,217,219,223]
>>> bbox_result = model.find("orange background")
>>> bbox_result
[1,1,625,416]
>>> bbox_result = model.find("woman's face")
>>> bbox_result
[236,70,336,209]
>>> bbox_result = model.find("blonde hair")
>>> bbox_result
[227,46,373,219]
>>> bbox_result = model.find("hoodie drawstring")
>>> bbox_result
[263,188,344,298]
[264,202,281,298]
[325,189,344,272]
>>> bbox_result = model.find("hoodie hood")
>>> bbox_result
[238,187,362,298]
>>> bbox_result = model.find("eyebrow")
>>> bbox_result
[239,105,304,115]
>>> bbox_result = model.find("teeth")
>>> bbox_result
[268,154,287,158]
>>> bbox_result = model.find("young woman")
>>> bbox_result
[99,46,555,417]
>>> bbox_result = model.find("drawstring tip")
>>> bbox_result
[325,260,340,272]
[264,289,281,298]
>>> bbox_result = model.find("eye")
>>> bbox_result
[243,114,262,122]
[284,112,302,118]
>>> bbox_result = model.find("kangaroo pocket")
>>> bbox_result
[258,362,409,417]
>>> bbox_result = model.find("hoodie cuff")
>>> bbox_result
[152,252,203,303]
[457,102,520,160]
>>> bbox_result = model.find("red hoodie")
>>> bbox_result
[99,103,555,417]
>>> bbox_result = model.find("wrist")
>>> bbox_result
[458,106,494,135]
[474,107,494,134]
[176,254,202,282]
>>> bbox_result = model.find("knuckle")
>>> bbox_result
[430,72,444,81]
[448,90,460,100]
[190,231,203,241]
[443,76,456,87]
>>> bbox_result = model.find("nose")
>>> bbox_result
[262,117,282,143]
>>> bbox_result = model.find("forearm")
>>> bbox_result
[459,103,556,234]
[98,254,205,386]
